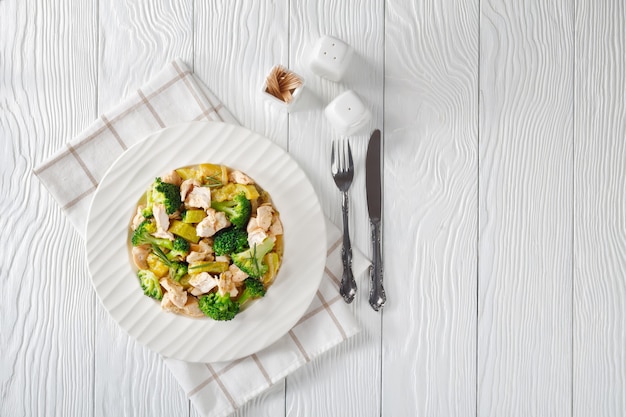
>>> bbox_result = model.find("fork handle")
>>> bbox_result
[369,220,385,311]
[340,191,357,303]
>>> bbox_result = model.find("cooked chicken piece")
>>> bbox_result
[159,277,187,308]
[131,206,145,230]
[196,208,231,238]
[181,297,205,318]
[195,219,215,238]
[269,214,283,236]
[215,255,230,263]
[248,228,268,248]
[246,217,259,233]
[180,178,200,201]
[228,170,254,185]
[189,239,212,252]
[189,272,219,294]
[185,252,213,263]
[132,245,150,269]
[161,170,182,187]
[186,239,214,263]
[160,293,178,313]
[256,205,274,231]
[186,251,214,263]
[153,204,169,230]
[186,186,212,210]
[214,210,230,230]
[217,272,238,297]
[161,294,205,318]
[229,264,248,283]
[152,203,174,240]
[153,229,174,240]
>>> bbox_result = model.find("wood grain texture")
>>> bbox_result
[478,1,573,416]
[193,0,289,145]
[383,0,478,415]
[0,0,97,416]
[574,0,626,415]
[94,1,192,416]
[285,1,383,416]
[6,1,626,416]
[98,0,194,110]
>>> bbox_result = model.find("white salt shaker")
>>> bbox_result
[324,90,371,136]
[308,35,354,82]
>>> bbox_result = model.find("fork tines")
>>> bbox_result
[331,138,354,177]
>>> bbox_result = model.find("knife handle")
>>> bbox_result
[369,221,385,311]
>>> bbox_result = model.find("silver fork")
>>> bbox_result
[331,138,357,303]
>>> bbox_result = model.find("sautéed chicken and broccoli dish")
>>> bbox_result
[129,163,283,321]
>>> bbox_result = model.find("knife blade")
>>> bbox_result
[365,129,386,311]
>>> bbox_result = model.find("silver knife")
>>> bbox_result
[366,129,386,311]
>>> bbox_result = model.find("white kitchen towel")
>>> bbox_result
[34,59,367,417]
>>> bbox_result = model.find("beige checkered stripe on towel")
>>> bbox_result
[34,59,237,236]
[164,217,362,417]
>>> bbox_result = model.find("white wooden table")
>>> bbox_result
[2,0,625,416]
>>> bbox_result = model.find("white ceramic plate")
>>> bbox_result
[85,122,326,363]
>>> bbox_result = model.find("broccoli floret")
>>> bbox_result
[131,220,173,250]
[211,192,251,229]
[137,270,163,300]
[152,177,182,215]
[141,177,181,217]
[231,237,275,278]
[166,236,190,261]
[152,245,188,282]
[237,278,266,306]
[198,292,239,321]
[142,184,155,217]
[213,227,249,256]
[169,261,188,282]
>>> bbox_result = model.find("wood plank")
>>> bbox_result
[285,1,383,416]
[192,1,290,416]
[97,0,194,110]
[574,1,626,415]
[478,1,573,415]
[0,0,97,416]
[193,0,289,143]
[383,0,478,415]
[94,1,193,416]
